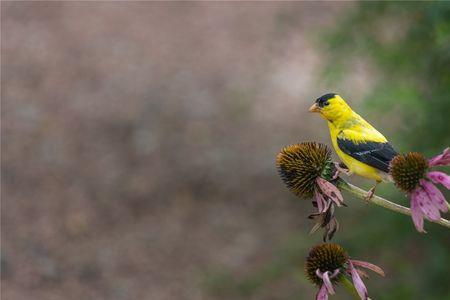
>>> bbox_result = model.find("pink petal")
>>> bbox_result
[349,261,368,300]
[429,147,450,166]
[316,284,329,300]
[316,270,335,294]
[410,189,426,233]
[315,191,326,213]
[427,171,450,190]
[330,269,340,279]
[413,186,441,221]
[316,177,344,206]
[350,260,385,277]
[420,179,448,213]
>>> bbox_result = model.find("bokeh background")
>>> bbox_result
[3,2,450,300]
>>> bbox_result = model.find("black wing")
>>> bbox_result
[337,138,398,173]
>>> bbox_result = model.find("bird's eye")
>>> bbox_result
[323,101,330,106]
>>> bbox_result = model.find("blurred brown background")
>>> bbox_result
[4,2,449,300]
[3,3,348,299]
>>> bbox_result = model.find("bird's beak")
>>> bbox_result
[308,103,320,113]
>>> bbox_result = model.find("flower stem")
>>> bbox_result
[339,276,365,300]
[336,179,450,230]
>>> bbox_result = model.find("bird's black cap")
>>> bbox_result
[315,93,336,108]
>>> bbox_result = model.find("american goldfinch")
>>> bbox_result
[308,93,398,199]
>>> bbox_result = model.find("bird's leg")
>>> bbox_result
[364,181,381,202]
[332,162,353,179]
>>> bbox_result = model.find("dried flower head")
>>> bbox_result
[305,243,348,286]
[305,243,385,300]
[390,148,450,233]
[390,152,428,192]
[276,142,335,198]
[277,142,344,241]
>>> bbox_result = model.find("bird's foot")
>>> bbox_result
[332,162,352,179]
[364,184,379,203]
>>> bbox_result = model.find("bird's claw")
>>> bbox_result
[364,187,376,203]
[332,162,352,179]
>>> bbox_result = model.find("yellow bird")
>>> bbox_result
[308,93,398,199]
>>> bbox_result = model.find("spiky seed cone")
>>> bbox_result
[390,152,428,192]
[276,142,334,198]
[305,243,348,286]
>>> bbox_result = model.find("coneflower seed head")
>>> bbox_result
[390,152,428,192]
[276,142,334,198]
[305,243,348,286]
